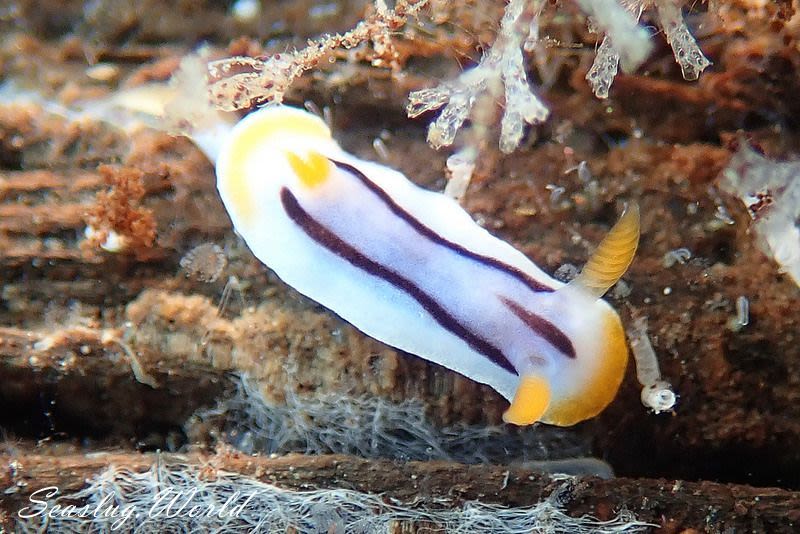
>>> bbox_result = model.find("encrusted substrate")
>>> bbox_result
[1,1,799,531]
[5,451,799,533]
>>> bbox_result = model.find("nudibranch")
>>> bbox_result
[212,105,639,427]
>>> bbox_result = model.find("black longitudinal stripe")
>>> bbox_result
[280,187,518,375]
[500,296,576,359]
[330,159,554,294]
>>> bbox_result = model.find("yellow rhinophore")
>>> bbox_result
[220,107,333,224]
[286,151,332,188]
[502,374,551,425]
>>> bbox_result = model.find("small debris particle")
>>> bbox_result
[663,248,692,268]
[33,337,55,352]
[181,243,228,283]
[554,263,579,283]
[84,227,127,253]
[714,204,735,226]
[231,0,260,22]
[610,279,632,299]
[444,147,476,201]
[728,295,750,332]
[85,63,120,83]
[565,161,592,183]
[545,184,566,205]
[372,138,389,161]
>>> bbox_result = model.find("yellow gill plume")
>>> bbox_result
[570,203,640,299]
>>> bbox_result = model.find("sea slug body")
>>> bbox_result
[212,105,639,427]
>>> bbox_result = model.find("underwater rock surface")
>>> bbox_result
[1,0,799,531]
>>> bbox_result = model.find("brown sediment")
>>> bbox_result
[1,450,800,532]
[0,0,799,530]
